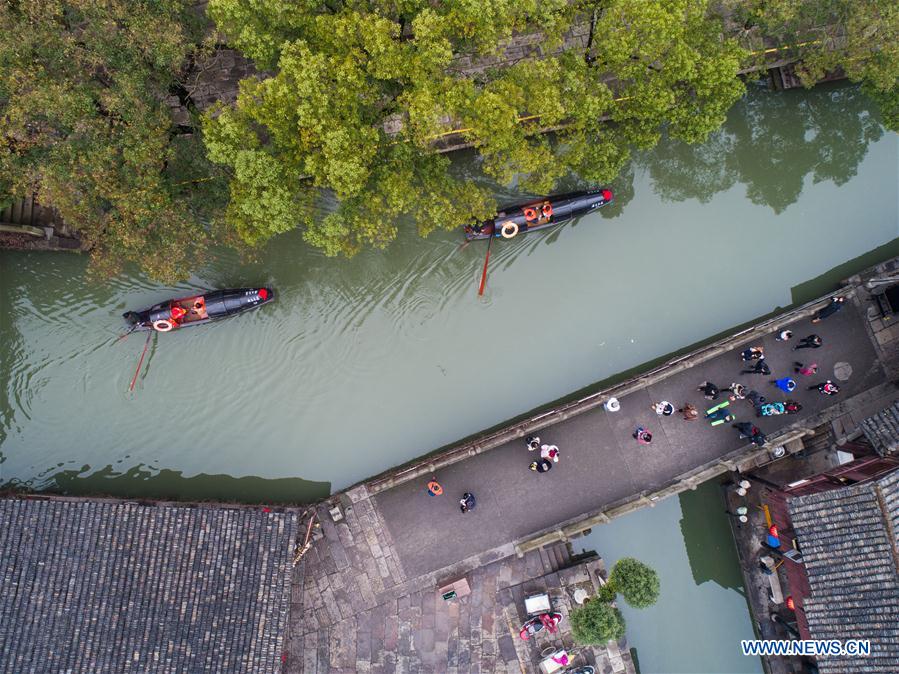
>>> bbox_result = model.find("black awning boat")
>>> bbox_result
[123,287,275,333]
[463,188,613,241]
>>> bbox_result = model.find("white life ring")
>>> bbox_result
[604,397,621,412]
[152,319,173,332]
[500,221,519,239]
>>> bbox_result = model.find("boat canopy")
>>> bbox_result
[204,288,270,317]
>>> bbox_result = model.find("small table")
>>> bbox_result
[524,593,551,616]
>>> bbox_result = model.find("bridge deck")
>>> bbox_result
[374,301,886,578]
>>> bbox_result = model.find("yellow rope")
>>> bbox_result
[748,39,822,57]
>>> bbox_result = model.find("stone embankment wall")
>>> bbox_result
[0,196,81,252]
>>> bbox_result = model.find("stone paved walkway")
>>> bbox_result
[289,532,634,673]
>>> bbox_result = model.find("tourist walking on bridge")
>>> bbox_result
[459,492,476,513]
[633,426,653,444]
[809,380,840,395]
[740,346,764,361]
[776,329,793,342]
[784,400,802,414]
[525,435,541,451]
[652,400,674,416]
[794,362,818,376]
[705,403,734,425]
[728,383,747,400]
[793,334,823,350]
[771,377,796,394]
[742,359,771,376]
[733,422,767,447]
[529,457,553,473]
[812,296,845,323]
[746,390,766,416]
[540,444,560,463]
[678,403,699,421]
[697,381,720,400]
[427,477,443,497]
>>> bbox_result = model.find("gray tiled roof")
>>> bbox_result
[860,400,899,456]
[0,498,296,674]
[788,469,899,673]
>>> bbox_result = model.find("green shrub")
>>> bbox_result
[570,598,626,645]
[609,557,660,609]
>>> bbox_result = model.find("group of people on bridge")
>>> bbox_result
[426,296,848,513]
[634,296,847,449]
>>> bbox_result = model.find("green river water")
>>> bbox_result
[1,82,897,673]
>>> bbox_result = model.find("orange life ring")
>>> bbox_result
[523,207,538,222]
[542,202,553,218]
[500,221,519,239]
[152,319,173,332]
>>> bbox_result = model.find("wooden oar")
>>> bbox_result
[477,234,493,296]
[113,324,138,344]
[129,330,152,392]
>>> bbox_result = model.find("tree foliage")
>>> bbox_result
[570,598,626,645]
[205,0,746,256]
[729,0,899,131]
[0,0,223,281]
[609,557,661,609]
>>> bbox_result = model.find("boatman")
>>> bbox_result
[171,305,187,324]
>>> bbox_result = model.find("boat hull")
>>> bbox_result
[124,287,275,332]
[463,188,613,241]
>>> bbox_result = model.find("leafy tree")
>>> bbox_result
[570,598,626,645]
[609,557,661,609]
[728,0,899,131]
[0,1,224,281]
[205,0,746,256]
[597,581,618,603]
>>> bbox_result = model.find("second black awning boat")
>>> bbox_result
[123,287,275,333]
[463,188,613,241]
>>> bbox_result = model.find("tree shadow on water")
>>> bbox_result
[23,464,331,504]
[641,83,885,213]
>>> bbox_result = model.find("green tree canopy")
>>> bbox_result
[205,0,746,256]
[570,597,626,646]
[729,0,899,131]
[0,0,223,281]
[609,557,661,609]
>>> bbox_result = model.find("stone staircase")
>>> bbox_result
[0,195,80,250]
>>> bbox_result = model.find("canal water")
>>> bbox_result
[1,81,896,672]
[2,83,895,498]
[578,481,763,674]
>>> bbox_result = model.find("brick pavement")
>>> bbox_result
[288,527,634,674]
